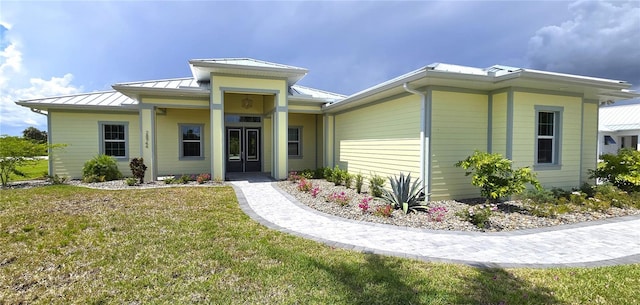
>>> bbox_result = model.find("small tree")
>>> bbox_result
[455,150,540,202]
[22,127,47,144]
[590,148,640,193]
[129,157,147,184]
[0,136,46,187]
[82,155,122,182]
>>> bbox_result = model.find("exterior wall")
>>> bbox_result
[430,91,489,200]
[491,92,508,156]
[511,91,583,190]
[581,102,598,184]
[334,94,421,183]
[48,110,140,179]
[288,113,319,171]
[155,108,211,176]
[211,75,288,179]
[142,97,208,108]
[224,93,265,114]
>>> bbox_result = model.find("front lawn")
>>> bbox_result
[1,186,638,304]
[10,158,48,181]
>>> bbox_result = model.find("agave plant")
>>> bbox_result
[382,172,427,214]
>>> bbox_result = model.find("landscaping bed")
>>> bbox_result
[276,178,640,232]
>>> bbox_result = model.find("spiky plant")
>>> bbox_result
[381,172,427,214]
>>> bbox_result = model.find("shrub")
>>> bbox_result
[313,167,326,179]
[331,165,347,186]
[381,172,427,214]
[129,157,147,184]
[196,173,211,184]
[179,175,190,184]
[327,191,350,206]
[344,173,353,188]
[164,177,175,184]
[455,150,540,202]
[82,154,122,183]
[125,177,137,186]
[46,174,68,185]
[373,205,393,217]
[355,174,364,194]
[369,174,385,197]
[323,167,334,182]
[299,170,314,179]
[457,204,497,228]
[590,148,640,193]
[297,178,313,192]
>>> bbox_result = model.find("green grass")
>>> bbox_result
[1,186,639,304]
[10,158,48,181]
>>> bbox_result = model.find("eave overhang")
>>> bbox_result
[112,85,211,101]
[189,59,308,85]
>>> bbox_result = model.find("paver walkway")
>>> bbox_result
[230,178,640,268]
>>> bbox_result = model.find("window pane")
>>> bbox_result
[228,129,240,161]
[183,142,201,157]
[104,124,125,140]
[537,138,553,163]
[105,142,126,157]
[182,126,201,140]
[288,128,299,141]
[288,143,299,156]
[246,129,259,161]
[538,112,554,136]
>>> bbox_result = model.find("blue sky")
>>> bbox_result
[1,0,639,136]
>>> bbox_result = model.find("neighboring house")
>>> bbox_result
[598,104,640,156]
[16,58,637,200]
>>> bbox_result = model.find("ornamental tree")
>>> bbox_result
[0,136,47,187]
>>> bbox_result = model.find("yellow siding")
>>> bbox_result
[335,94,421,182]
[288,113,319,171]
[155,109,211,175]
[263,117,272,172]
[224,93,265,114]
[581,102,598,184]
[431,91,488,200]
[49,111,140,179]
[288,103,323,113]
[141,97,208,108]
[512,92,583,189]
[491,92,507,156]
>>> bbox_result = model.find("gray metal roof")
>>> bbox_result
[16,90,135,109]
[114,77,209,90]
[189,58,307,71]
[290,85,346,103]
[600,104,640,131]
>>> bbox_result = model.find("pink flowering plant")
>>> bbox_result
[196,173,211,184]
[427,206,448,222]
[297,178,313,192]
[373,204,393,217]
[288,171,300,183]
[358,197,373,212]
[327,191,350,206]
[310,186,321,198]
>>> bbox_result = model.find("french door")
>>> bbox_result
[226,127,261,172]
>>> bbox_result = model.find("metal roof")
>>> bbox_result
[599,104,640,131]
[16,90,135,110]
[113,77,208,90]
[190,58,307,71]
[290,85,346,103]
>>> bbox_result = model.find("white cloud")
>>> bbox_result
[0,28,80,135]
[527,0,640,88]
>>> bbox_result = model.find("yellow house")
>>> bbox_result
[16,58,637,200]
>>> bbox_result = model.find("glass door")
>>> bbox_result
[226,127,261,172]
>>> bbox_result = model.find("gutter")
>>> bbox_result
[30,108,47,116]
[403,83,430,201]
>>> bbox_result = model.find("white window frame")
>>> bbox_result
[534,106,563,170]
[179,124,204,160]
[99,122,128,160]
[288,127,302,158]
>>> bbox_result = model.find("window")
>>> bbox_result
[180,124,204,159]
[604,135,616,145]
[535,106,563,167]
[100,122,128,159]
[288,127,302,157]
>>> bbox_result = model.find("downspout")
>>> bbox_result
[403,83,430,200]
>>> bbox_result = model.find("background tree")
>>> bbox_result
[22,127,47,144]
[0,136,47,187]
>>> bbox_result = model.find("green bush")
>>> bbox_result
[381,172,427,214]
[344,173,353,188]
[330,165,347,186]
[125,177,137,186]
[82,155,122,182]
[355,174,364,194]
[323,167,334,182]
[455,150,540,202]
[368,174,385,198]
[590,148,640,193]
